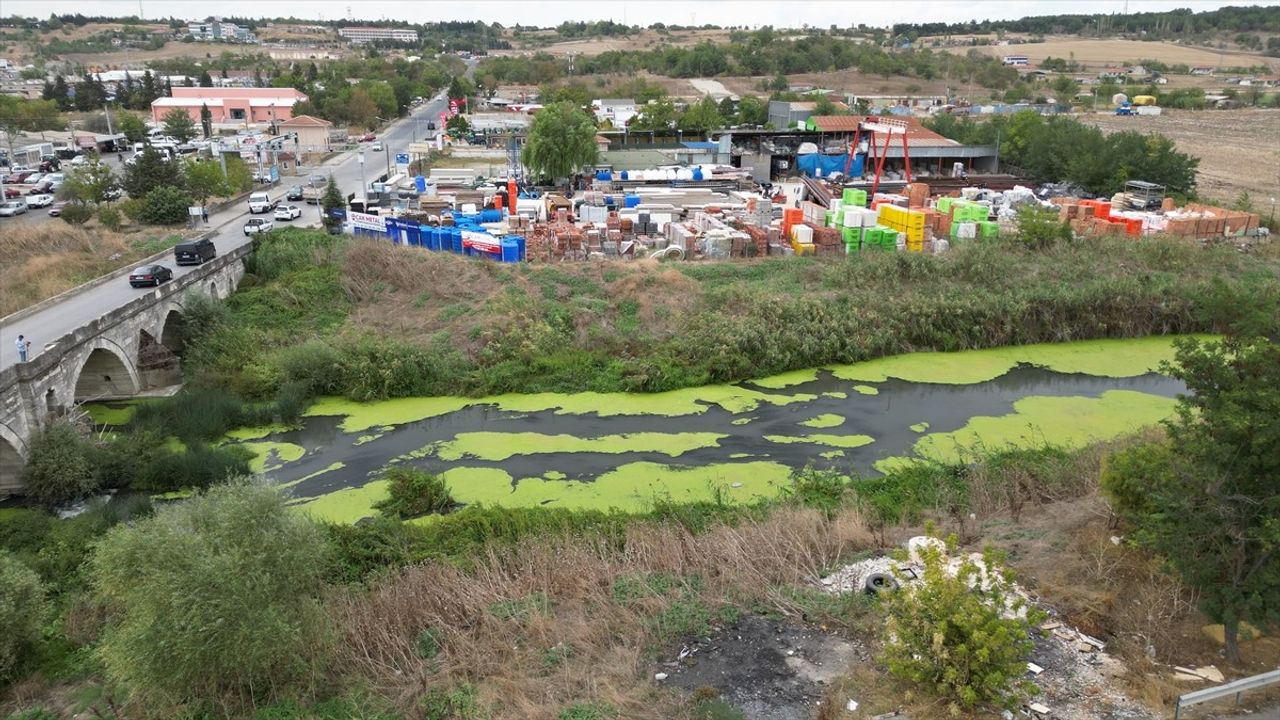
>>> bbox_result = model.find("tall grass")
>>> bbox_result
[182,230,1280,401]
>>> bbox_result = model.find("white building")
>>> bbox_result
[592,98,638,127]
[1001,55,1029,67]
[188,19,256,43]
[337,27,418,44]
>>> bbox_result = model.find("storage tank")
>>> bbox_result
[1133,95,1158,106]
[1111,93,1129,106]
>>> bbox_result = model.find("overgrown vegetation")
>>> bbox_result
[373,468,457,519]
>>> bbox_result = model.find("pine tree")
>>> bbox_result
[52,75,71,110]
[199,70,213,87]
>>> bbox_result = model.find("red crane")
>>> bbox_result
[843,116,913,198]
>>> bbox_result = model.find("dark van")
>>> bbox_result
[174,238,217,266]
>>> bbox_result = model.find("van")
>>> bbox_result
[174,238,217,265]
[248,192,276,214]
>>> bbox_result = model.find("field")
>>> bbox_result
[937,37,1280,71]
[717,68,952,98]
[506,28,734,56]
[1079,108,1280,203]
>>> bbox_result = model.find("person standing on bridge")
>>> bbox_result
[15,334,30,362]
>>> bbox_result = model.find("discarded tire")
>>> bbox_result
[863,573,899,595]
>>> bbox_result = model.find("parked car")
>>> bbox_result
[69,155,89,166]
[243,218,275,236]
[273,204,302,221]
[360,133,376,142]
[2,187,21,199]
[6,165,33,174]
[129,264,173,288]
[47,201,70,216]
[174,238,217,265]
[3,172,29,184]
[28,180,54,195]
[27,194,54,208]
[23,173,45,186]
[0,199,28,216]
[310,174,327,185]
[370,141,384,152]
[286,186,304,201]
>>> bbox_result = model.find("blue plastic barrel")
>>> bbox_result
[514,235,526,261]
[500,238,520,263]
[426,227,440,251]
[624,195,641,208]
[692,167,704,181]
[480,209,502,224]
[620,170,629,180]
[595,170,611,181]
[450,229,463,254]
[604,195,614,206]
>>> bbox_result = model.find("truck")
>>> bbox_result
[247,191,277,214]
[301,186,324,204]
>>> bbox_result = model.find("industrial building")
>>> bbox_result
[338,27,419,44]
[150,87,307,128]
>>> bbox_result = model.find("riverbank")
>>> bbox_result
[186,228,1280,404]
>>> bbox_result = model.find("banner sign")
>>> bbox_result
[349,211,386,233]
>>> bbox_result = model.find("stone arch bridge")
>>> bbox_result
[0,245,250,496]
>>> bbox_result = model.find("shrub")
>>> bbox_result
[119,196,147,222]
[97,205,123,231]
[1014,204,1071,249]
[140,184,193,225]
[58,202,93,225]
[419,684,481,720]
[0,550,46,681]
[21,422,98,509]
[89,481,333,709]
[879,534,1044,713]
[558,703,618,720]
[133,443,253,492]
[373,468,457,519]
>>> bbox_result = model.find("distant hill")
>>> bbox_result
[892,5,1280,40]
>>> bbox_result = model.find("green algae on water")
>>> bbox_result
[909,422,930,433]
[910,390,1177,464]
[241,441,307,473]
[832,335,1215,385]
[764,434,875,449]
[819,450,846,459]
[852,385,880,396]
[800,414,845,429]
[750,368,819,389]
[291,479,390,524]
[731,417,755,426]
[428,431,729,462]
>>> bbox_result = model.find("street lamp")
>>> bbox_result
[357,151,367,207]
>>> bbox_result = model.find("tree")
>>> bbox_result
[320,175,344,233]
[124,147,184,200]
[880,534,1044,713]
[1050,75,1078,103]
[161,107,197,144]
[629,98,679,131]
[1103,336,1280,665]
[51,74,71,110]
[185,159,230,206]
[735,95,768,126]
[140,184,194,225]
[73,73,107,111]
[199,103,213,138]
[679,95,724,133]
[521,101,600,182]
[346,87,380,130]
[0,551,45,681]
[61,161,121,206]
[445,114,470,134]
[117,112,148,144]
[198,70,213,87]
[20,422,98,509]
[89,481,333,708]
[447,76,474,102]
[0,97,61,158]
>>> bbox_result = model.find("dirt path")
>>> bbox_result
[1079,108,1280,204]
[689,78,735,100]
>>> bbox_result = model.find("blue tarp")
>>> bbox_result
[682,141,718,150]
[797,153,864,178]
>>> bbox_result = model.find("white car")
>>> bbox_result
[22,173,45,186]
[273,205,302,220]
[370,141,384,152]
[243,218,275,236]
[27,194,54,208]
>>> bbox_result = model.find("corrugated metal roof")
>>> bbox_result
[808,115,959,147]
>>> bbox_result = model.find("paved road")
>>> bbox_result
[0,88,456,372]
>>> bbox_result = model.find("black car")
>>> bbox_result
[174,238,216,265]
[286,186,304,201]
[129,264,174,288]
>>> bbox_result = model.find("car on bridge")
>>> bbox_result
[273,205,302,221]
[129,264,173,288]
[244,218,275,236]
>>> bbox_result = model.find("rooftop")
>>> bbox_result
[807,115,959,147]
[280,114,333,127]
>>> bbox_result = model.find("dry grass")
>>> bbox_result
[718,69,951,98]
[0,223,192,317]
[935,38,1279,71]
[329,506,876,718]
[340,241,695,350]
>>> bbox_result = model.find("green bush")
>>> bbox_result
[880,534,1044,713]
[557,703,618,720]
[0,550,46,681]
[118,196,147,222]
[89,481,333,709]
[58,202,93,225]
[139,184,193,225]
[97,204,123,231]
[133,443,253,492]
[1015,204,1071,248]
[21,422,98,509]
[419,684,481,720]
[373,468,457,519]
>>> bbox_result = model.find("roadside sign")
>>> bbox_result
[269,164,280,183]
[395,153,410,165]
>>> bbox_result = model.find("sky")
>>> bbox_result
[3,0,1277,29]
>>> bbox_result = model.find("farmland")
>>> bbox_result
[1080,108,1280,203]
[936,37,1280,71]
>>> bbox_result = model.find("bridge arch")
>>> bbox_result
[71,338,140,403]
[0,421,26,496]
[159,307,188,354]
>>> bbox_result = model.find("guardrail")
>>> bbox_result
[1174,668,1280,719]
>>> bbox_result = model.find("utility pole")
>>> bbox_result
[357,151,367,206]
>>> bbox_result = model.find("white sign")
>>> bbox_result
[349,211,386,233]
